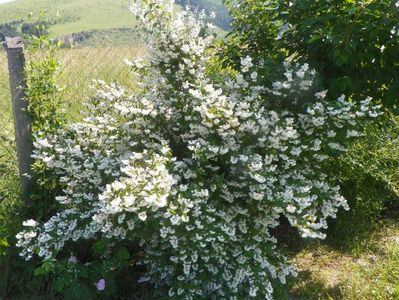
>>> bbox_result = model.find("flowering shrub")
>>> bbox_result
[17,1,382,298]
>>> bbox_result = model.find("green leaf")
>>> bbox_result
[0,238,9,248]
[53,278,65,292]
[76,265,89,278]
[92,240,108,256]
[34,266,47,276]
[34,260,55,276]
[116,247,130,261]
[64,283,94,300]
[338,78,347,91]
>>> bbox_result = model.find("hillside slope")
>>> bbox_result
[0,0,228,40]
[0,0,136,37]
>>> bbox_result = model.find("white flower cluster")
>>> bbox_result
[17,1,382,298]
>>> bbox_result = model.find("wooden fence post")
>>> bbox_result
[5,36,33,205]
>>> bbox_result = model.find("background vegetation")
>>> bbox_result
[0,0,227,45]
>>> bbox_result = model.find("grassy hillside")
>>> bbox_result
[54,45,145,119]
[0,0,226,41]
[0,0,135,37]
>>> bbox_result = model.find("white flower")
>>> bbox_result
[181,44,190,53]
[315,90,327,99]
[286,205,296,213]
[68,255,78,264]
[138,212,147,221]
[22,219,38,227]
[36,138,52,148]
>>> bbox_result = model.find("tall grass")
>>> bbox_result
[24,45,146,120]
[59,45,144,119]
[0,49,18,200]
[0,50,15,140]
[0,48,22,299]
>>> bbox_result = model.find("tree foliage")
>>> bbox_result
[224,0,399,110]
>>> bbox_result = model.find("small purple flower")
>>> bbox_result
[67,255,78,264]
[96,278,106,291]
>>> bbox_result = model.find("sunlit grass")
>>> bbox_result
[0,0,186,39]
[0,0,135,37]
[0,50,14,137]
[16,45,145,121]
[52,45,145,119]
[290,219,399,300]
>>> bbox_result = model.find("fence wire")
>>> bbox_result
[26,41,145,120]
[0,37,144,190]
[0,42,18,193]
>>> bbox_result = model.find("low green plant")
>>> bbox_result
[24,11,65,134]
[32,245,127,299]
[326,114,399,251]
[0,12,67,299]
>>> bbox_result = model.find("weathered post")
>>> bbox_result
[5,36,33,205]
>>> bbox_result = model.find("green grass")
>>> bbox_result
[0,50,23,297]
[0,50,17,191]
[289,218,399,300]
[0,0,136,37]
[0,0,225,43]
[50,45,145,119]
[0,50,14,137]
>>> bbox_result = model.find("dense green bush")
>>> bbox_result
[224,0,399,110]
[0,21,20,41]
[326,114,399,249]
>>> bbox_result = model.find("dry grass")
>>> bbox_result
[23,45,145,120]
[0,50,14,137]
[289,219,399,300]
[56,45,144,119]
[0,49,17,175]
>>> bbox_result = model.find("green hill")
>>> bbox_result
[0,0,136,37]
[0,0,228,44]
